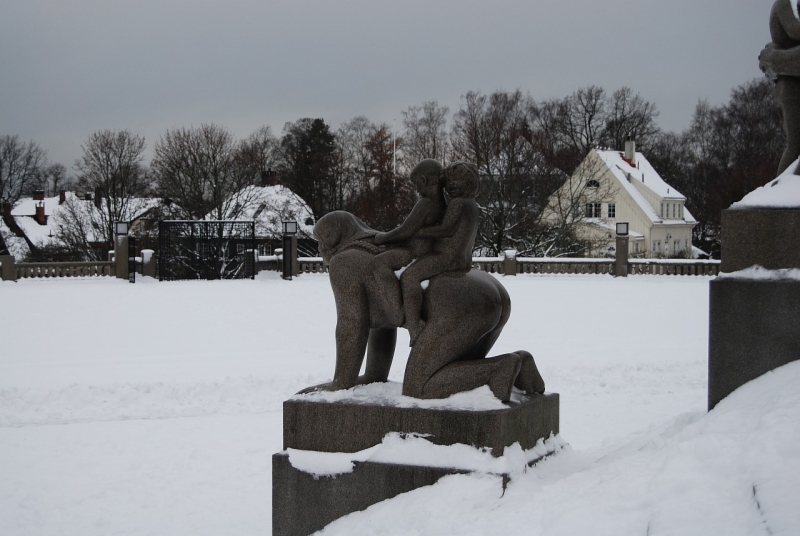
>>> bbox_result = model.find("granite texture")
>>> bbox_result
[708,278,800,409]
[760,0,800,174]
[283,392,560,456]
[272,453,469,536]
[721,208,800,272]
[310,168,544,401]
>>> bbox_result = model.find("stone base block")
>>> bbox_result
[721,208,800,272]
[283,392,560,456]
[709,278,800,409]
[272,453,469,536]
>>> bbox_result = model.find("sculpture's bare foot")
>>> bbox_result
[295,381,336,395]
[488,353,522,402]
[513,350,545,394]
[407,319,426,347]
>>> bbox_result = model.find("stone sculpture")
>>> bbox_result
[760,0,800,173]
[306,161,545,402]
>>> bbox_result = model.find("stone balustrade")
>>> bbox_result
[2,259,116,280]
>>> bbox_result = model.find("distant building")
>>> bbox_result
[2,190,174,259]
[544,141,697,258]
[209,184,317,256]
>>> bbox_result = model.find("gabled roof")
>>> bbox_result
[593,149,697,225]
[11,193,166,248]
[207,185,315,238]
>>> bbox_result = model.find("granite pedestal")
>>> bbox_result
[721,209,800,272]
[273,391,560,536]
[708,207,800,410]
[708,278,800,409]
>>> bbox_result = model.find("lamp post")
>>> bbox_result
[113,221,130,281]
[615,222,629,277]
[282,220,298,280]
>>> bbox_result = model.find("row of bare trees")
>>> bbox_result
[3,77,783,260]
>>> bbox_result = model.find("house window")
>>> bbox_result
[258,244,272,256]
[585,203,601,218]
[587,179,600,188]
[661,203,664,218]
[608,203,616,219]
[674,240,680,255]
[634,241,639,253]
[672,204,676,218]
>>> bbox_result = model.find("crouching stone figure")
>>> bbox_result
[304,209,544,401]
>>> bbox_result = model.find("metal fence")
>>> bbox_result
[158,221,256,281]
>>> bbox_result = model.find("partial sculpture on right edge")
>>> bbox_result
[760,0,800,174]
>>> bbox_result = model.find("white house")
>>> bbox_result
[545,141,697,258]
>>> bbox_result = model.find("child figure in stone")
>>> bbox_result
[399,161,480,346]
[372,159,447,326]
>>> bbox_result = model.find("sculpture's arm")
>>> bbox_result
[332,313,370,389]
[375,198,433,245]
[360,328,396,384]
[416,200,464,239]
[774,0,800,41]
[329,255,371,390]
[760,43,800,78]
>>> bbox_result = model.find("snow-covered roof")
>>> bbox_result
[11,193,164,248]
[0,219,30,258]
[209,185,315,238]
[730,157,800,209]
[594,150,697,225]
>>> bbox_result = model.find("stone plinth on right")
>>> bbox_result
[709,168,800,410]
[708,277,800,409]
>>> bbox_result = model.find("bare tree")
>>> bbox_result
[558,85,608,157]
[337,116,375,201]
[451,90,543,255]
[152,123,256,221]
[603,87,661,152]
[0,135,47,207]
[351,123,413,230]
[238,126,280,186]
[73,129,148,245]
[401,101,449,170]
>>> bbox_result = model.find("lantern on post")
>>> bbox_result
[282,221,298,280]
[113,221,130,281]
[615,222,629,277]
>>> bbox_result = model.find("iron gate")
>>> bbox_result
[158,221,256,281]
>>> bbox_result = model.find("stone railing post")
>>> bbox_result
[0,255,17,281]
[503,250,517,276]
[615,236,629,277]
[290,235,299,277]
[141,249,156,278]
[114,235,128,280]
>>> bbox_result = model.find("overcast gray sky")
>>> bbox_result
[1,0,769,170]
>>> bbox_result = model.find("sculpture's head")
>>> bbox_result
[444,161,480,199]
[314,211,376,264]
[410,159,445,194]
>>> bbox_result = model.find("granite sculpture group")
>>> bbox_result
[305,159,545,401]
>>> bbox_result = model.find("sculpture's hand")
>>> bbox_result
[760,43,780,80]
[295,381,336,395]
[374,232,388,245]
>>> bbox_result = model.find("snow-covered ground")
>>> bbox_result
[1,272,796,535]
